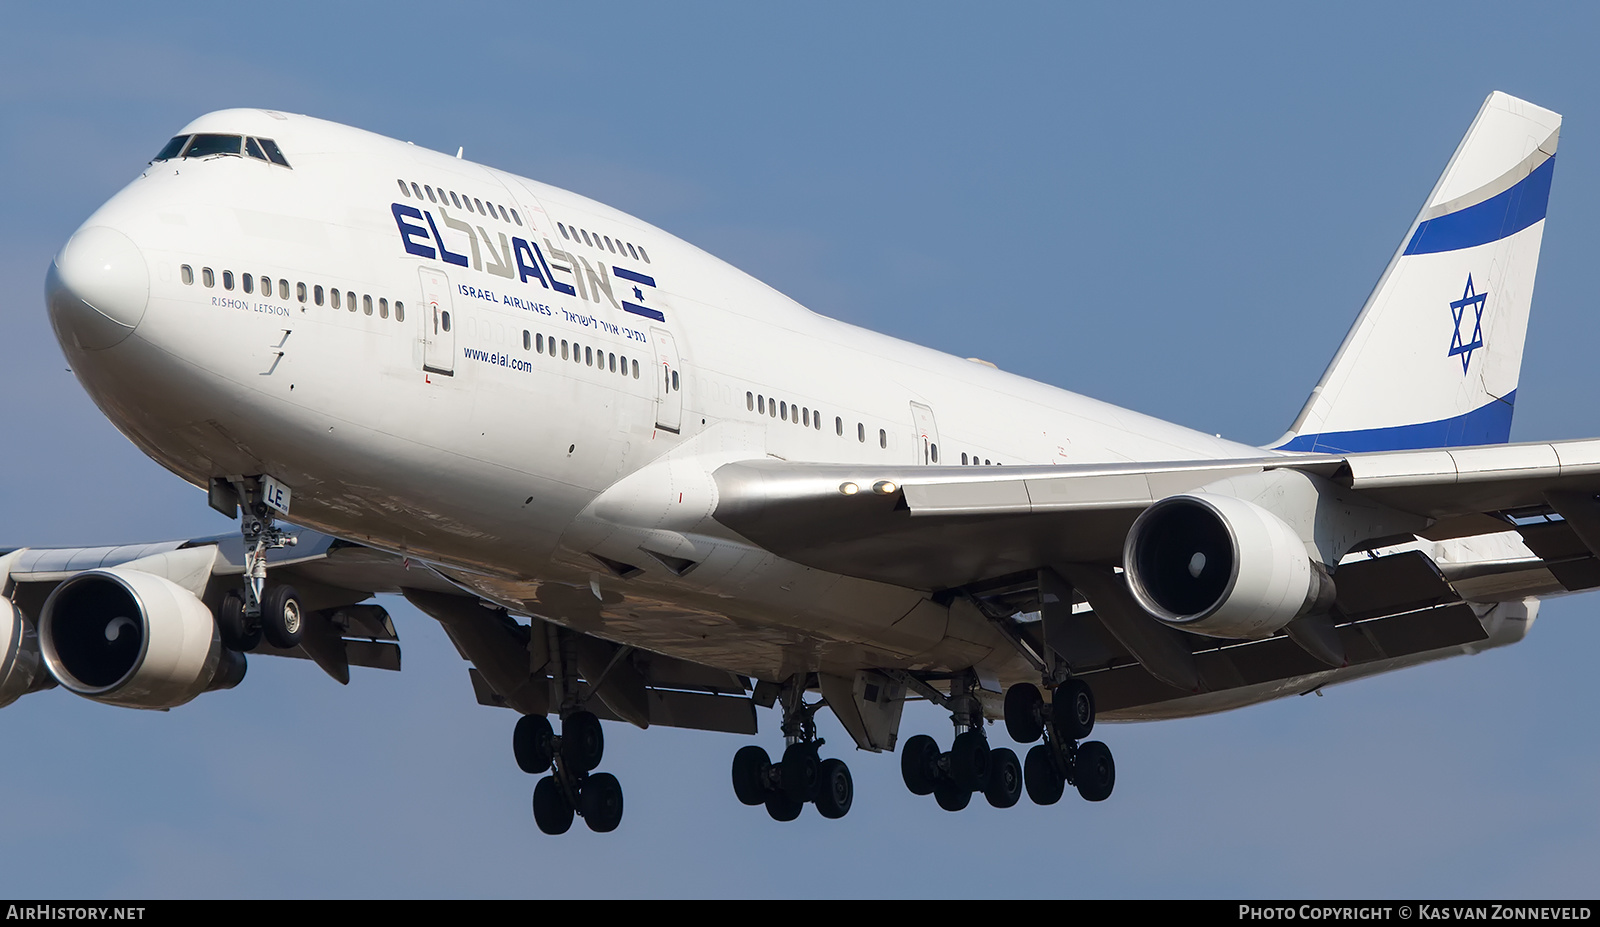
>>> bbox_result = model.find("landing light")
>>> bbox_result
[839,482,859,495]
[873,480,898,495]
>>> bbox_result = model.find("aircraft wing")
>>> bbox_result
[2,531,756,734]
[711,437,1600,591]
[711,438,1600,718]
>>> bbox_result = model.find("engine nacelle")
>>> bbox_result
[1123,492,1334,640]
[39,567,245,709]
[0,598,52,708]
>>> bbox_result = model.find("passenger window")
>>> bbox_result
[511,208,521,226]
[747,392,755,411]
[280,279,289,298]
[441,311,452,332]
[241,274,253,294]
[835,416,843,436]
[180,265,193,285]
[559,223,570,240]
[425,186,438,203]
[203,267,214,287]
[397,179,410,196]
[450,191,462,207]
[581,229,593,246]
[672,370,679,391]
[395,301,405,322]
[585,346,593,366]
[931,445,939,463]
[605,236,616,253]
[258,277,270,297]
[561,340,569,360]
[223,270,234,290]
[814,414,821,431]
[619,354,627,374]
[314,285,324,306]
[985,459,991,466]
[627,243,638,259]
[347,291,356,312]
[412,183,423,199]
[858,423,865,443]
[297,282,307,302]
[880,429,888,449]
[638,246,650,263]
[803,407,810,427]
[758,395,765,414]
[379,298,389,319]
[474,198,484,213]
[536,333,544,352]
[632,360,639,378]
[363,295,373,316]
[609,352,616,372]
[780,401,787,419]
[330,289,340,309]
[523,330,531,350]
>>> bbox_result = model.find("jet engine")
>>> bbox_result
[1123,492,1334,640]
[0,598,52,708]
[39,567,245,709]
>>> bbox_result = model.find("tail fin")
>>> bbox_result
[1275,91,1560,453]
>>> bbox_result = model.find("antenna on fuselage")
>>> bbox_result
[456,147,464,159]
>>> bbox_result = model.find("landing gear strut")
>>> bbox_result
[729,675,854,821]
[217,477,302,654]
[518,626,625,834]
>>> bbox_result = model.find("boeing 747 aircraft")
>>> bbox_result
[11,91,1585,834]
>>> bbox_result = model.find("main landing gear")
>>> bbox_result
[1004,678,1115,804]
[516,627,624,835]
[897,671,1022,811]
[730,676,854,822]
[216,477,303,654]
[515,710,623,835]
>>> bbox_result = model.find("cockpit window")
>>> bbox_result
[158,133,292,168]
[183,134,243,158]
[153,136,189,162]
[257,138,290,167]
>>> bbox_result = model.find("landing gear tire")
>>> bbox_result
[1004,683,1045,743]
[1073,740,1115,802]
[1024,743,1065,805]
[934,779,972,812]
[764,791,803,822]
[732,745,771,806]
[816,758,853,820]
[561,711,604,773]
[949,730,991,792]
[984,747,1022,809]
[216,591,260,653]
[513,714,555,774]
[259,585,304,650]
[1052,678,1096,741]
[532,776,574,835]
[780,742,821,804]
[580,772,624,832]
[900,734,940,796]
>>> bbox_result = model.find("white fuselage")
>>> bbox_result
[56,109,1505,711]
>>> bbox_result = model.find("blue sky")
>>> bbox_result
[2,1,1598,898]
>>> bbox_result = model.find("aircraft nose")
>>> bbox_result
[46,225,150,351]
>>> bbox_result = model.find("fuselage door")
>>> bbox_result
[418,267,456,376]
[910,401,941,465]
[651,326,683,433]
